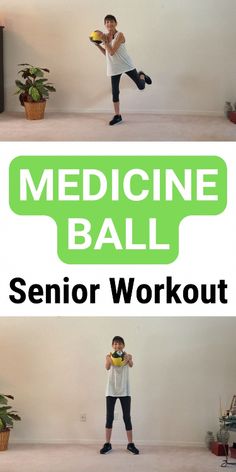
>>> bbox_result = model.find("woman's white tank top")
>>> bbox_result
[106,364,130,397]
[106,32,134,77]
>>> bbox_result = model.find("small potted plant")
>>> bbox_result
[224,101,236,124]
[0,393,21,451]
[15,63,56,120]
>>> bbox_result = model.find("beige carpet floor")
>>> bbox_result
[0,445,228,472]
[0,112,236,141]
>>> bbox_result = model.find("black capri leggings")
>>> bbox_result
[111,68,145,102]
[106,396,132,431]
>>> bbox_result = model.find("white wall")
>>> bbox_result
[1,317,236,445]
[1,0,236,114]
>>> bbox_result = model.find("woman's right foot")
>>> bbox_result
[100,442,112,454]
[109,115,122,126]
[139,71,152,85]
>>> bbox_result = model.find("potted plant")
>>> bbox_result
[15,63,56,120]
[224,101,236,124]
[0,393,21,451]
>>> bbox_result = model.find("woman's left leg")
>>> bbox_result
[119,396,132,442]
[119,396,139,454]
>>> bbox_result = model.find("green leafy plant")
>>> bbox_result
[15,64,56,106]
[0,394,21,431]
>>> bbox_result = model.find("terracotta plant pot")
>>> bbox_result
[228,111,236,124]
[0,429,10,451]
[230,447,236,459]
[24,100,46,120]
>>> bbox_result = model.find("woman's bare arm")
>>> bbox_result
[95,43,106,56]
[124,353,133,367]
[104,32,125,56]
[105,353,112,370]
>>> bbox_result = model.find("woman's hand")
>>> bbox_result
[124,353,133,366]
[102,34,109,44]
[105,353,112,370]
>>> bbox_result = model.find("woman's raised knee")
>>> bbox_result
[138,82,145,90]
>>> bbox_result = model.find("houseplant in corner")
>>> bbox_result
[15,63,56,120]
[0,393,21,451]
[224,101,236,124]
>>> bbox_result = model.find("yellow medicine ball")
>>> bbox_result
[111,352,125,367]
[90,30,103,44]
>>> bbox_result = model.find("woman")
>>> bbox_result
[100,335,139,455]
[91,14,152,125]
